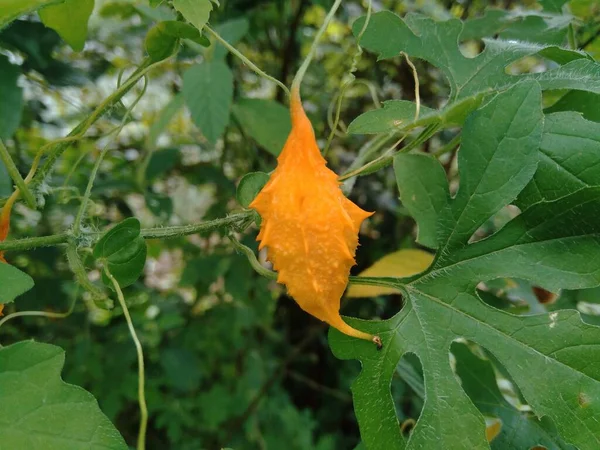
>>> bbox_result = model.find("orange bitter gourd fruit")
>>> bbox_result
[250,87,380,346]
[0,199,12,316]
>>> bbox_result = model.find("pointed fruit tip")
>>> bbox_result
[372,335,383,350]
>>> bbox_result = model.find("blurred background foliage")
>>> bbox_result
[0,0,599,448]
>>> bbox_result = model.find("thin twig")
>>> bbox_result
[0,140,36,208]
[0,212,254,253]
[104,266,148,450]
[291,0,343,94]
[204,25,290,98]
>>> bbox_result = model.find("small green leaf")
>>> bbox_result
[0,341,127,449]
[0,0,64,30]
[183,61,233,144]
[145,21,208,62]
[237,172,270,208]
[172,0,214,33]
[394,154,449,249]
[0,55,24,140]
[232,98,291,156]
[0,263,34,304]
[94,218,147,288]
[348,101,433,135]
[348,96,481,135]
[38,0,94,52]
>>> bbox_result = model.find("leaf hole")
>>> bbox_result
[468,204,521,244]
[391,352,424,438]
[451,340,570,448]
[505,55,552,76]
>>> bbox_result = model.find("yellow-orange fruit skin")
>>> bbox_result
[249,88,373,341]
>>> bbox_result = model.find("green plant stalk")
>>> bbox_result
[323,0,373,156]
[140,212,254,239]
[204,25,290,97]
[0,232,71,252]
[0,212,254,252]
[291,0,343,93]
[0,287,78,331]
[104,266,148,450]
[65,243,107,301]
[339,123,441,181]
[0,140,36,208]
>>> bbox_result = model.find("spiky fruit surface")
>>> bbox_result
[250,88,373,341]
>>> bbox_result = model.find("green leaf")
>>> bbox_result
[0,0,64,30]
[232,98,291,156]
[38,0,94,52]
[0,263,34,304]
[452,343,574,449]
[349,12,598,135]
[0,341,127,449]
[348,96,481,135]
[438,81,543,254]
[94,217,147,288]
[172,0,214,33]
[145,21,208,62]
[394,154,449,249]
[183,61,233,144]
[236,172,270,208]
[212,17,249,60]
[517,111,600,209]
[545,90,600,122]
[330,81,600,449]
[0,55,24,140]
[354,12,596,99]
[461,9,572,45]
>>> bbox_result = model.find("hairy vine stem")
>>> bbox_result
[0,140,36,208]
[0,212,254,253]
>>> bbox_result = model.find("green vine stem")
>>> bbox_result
[65,243,108,302]
[103,265,148,450]
[204,25,290,98]
[0,287,78,331]
[339,123,441,181]
[0,212,254,253]
[323,0,373,156]
[291,0,343,94]
[0,140,36,208]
